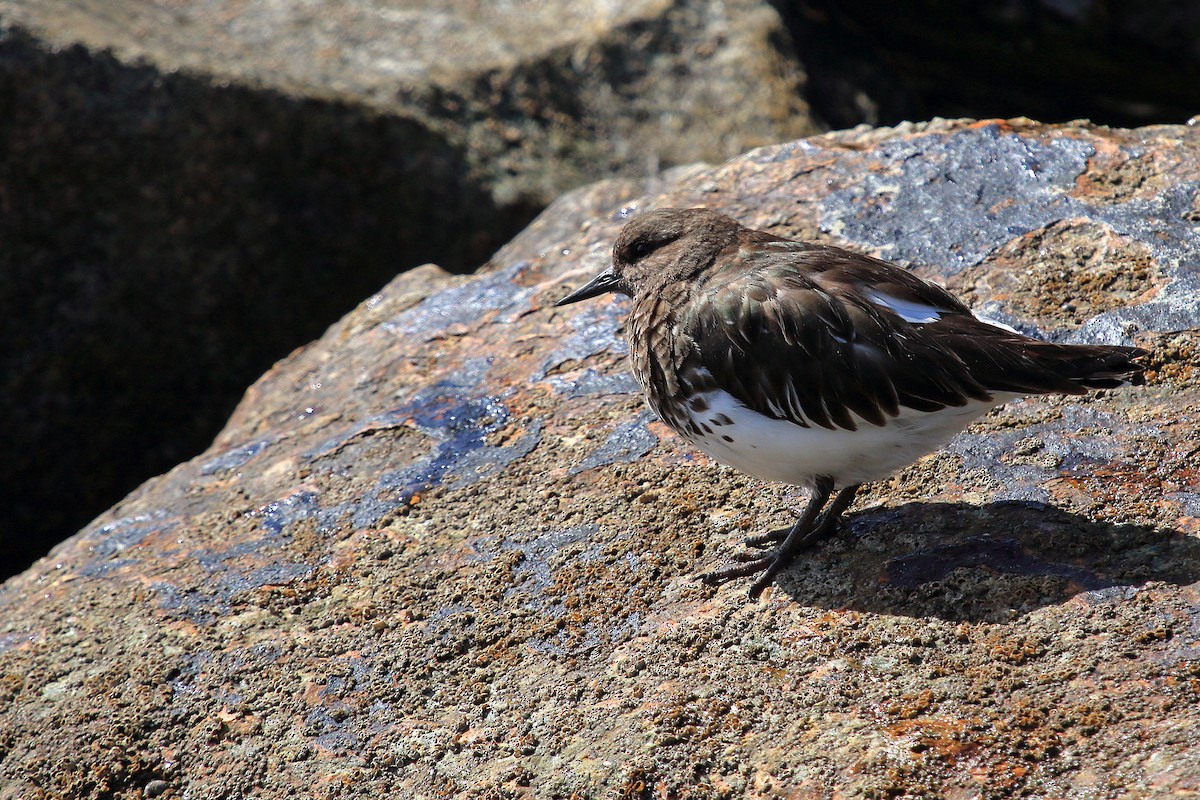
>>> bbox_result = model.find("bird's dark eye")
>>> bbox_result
[616,224,680,264]
[630,239,657,259]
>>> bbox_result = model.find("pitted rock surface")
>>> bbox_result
[1,119,1199,798]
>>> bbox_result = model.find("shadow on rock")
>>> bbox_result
[0,27,542,578]
[774,500,1197,623]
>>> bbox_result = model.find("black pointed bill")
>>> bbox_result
[554,270,620,306]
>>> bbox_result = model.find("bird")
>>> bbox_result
[554,207,1146,600]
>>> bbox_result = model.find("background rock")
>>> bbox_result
[1,119,1198,797]
[786,0,1200,128]
[0,0,815,575]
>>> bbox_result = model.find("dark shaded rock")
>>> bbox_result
[5,0,816,201]
[0,0,815,576]
[1,119,1199,796]
[785,1,1200,128]
[0,27,529,577]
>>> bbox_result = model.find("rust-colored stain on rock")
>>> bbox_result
[2,120,1199,798]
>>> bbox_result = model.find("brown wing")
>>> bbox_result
[683,241,1142,431]
[683,246,988,431]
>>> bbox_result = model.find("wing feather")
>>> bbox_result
[681,239,1143,432]
[683,244,991,430]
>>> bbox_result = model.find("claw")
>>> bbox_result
[700,483,861,599]
[743,528,788,548]
[700,555,774,586]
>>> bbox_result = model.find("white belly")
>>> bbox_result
[680,389,1006,487]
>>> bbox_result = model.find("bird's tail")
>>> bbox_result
[1060,345,1142,391]
[949,332,1148,397]
[935,315,1148,397]
[1028,342,1147,392]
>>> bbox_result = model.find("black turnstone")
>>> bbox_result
[555,208,1146,600]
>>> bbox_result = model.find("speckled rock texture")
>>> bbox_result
[0,0,816,578]
[2,119,1199,798]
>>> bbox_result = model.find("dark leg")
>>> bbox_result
[742,488,827,548]
[733,482,831,559]
[743,484,859,600]
[701,481,861,601]
[702,478,832,587]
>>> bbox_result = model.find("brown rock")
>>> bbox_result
[2,119,1199,797]
[2,0,817,212]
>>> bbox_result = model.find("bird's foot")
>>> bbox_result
[700,484,860,601]
[741,527,789,549]
[701,552,792,601]
[701,527,822,601]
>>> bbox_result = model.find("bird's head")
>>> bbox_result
[554,207,742,307]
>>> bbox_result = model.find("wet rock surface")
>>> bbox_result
[1,119,1199,797]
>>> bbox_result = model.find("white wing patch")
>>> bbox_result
[972,312,1020,334]
[863,290,943,324]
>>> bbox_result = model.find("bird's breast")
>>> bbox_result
[627,292,697,424]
